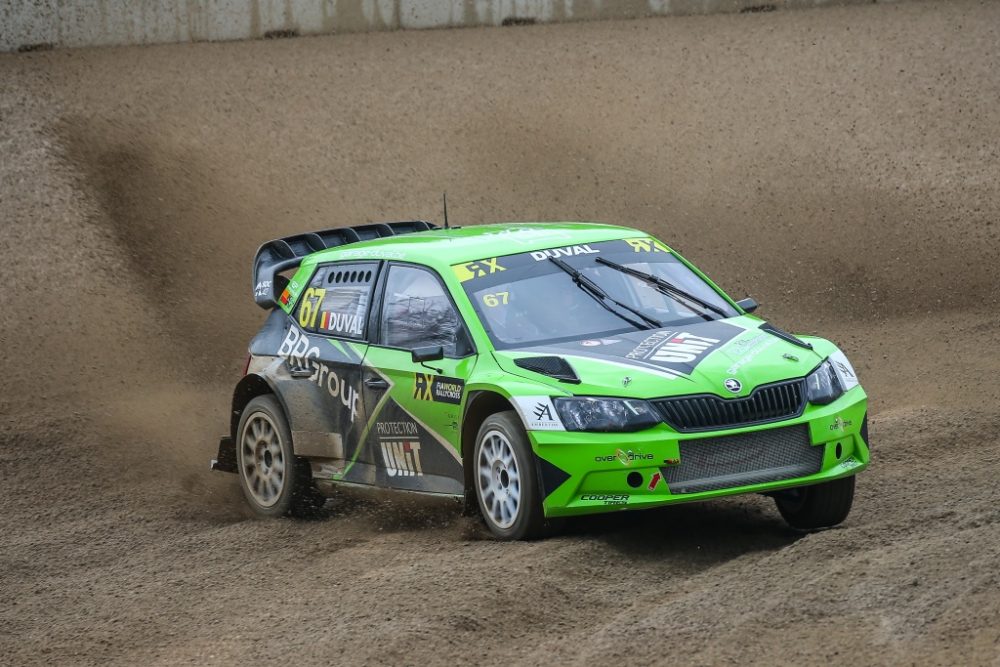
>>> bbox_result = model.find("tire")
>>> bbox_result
[473,411,547,540]
[236,395,324,518]
[774,475,855,530]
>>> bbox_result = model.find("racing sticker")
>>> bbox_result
[318,310,364,336]
[623,237,670,253]
[829,350,860,390]
[297,287,326,329]
[511,396,565,431]
[339,247,406,260]
[594,449,655,467]
[622,322,743,374]
[480,291,510,308]
[579,338,621,347]
[413,373,465,405]
[278,276,305,311]
[298,284,369,337]
[278,326,361,422]
[580,494,629,506]
[453,257,506,282]
[627,331,718,363]
[479,227,574,247]
[829,416,854,432]
[349,400,464,494]
[724,333,778,375]
[838,457,861,471]
[647,472,663,491]
[517,322,745,380]
[529,244,600,261]
[254,280,272,299]
[379,437,424,477]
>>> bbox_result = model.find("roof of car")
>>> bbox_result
[302,222,652,270]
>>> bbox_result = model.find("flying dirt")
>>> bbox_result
[2,0,999,664]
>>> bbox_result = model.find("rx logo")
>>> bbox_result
[532,402,553,421]
[463,258,504,278]
[414,373,435,400]
[625,238,667,253]
[834,360,855,378]
[724,378,742,393]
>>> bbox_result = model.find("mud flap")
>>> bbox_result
[211,436,237,473]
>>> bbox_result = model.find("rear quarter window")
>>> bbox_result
[295,262,378,340]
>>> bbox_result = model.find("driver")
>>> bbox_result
[486,278,597,344]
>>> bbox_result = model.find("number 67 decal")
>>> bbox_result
[297,288,327,328]
[482,291,509,307]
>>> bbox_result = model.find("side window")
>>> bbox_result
[379,265,470,356]
[295,262,377,340]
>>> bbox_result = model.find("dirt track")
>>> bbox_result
[2,1,1000,664]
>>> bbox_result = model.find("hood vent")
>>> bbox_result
[759,322,813,350]
[513,356,581,384]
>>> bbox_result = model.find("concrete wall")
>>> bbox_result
[2,0,903,52]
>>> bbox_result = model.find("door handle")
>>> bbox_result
[288,366,314,378]
[364,377,389,390]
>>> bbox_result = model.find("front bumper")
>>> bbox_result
[532,386,870,518]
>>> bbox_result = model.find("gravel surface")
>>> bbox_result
[2,1,999,664]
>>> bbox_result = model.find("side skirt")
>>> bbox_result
[314,477,464,502]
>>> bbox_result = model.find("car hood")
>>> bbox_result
[492,316,826,399]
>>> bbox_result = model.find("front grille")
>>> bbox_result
[653,379,805,432]
[663,424,822,494]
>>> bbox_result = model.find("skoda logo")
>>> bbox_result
[724,378,742,393]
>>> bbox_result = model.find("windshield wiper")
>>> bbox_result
[595,256,728,321]
[548,257,662,330]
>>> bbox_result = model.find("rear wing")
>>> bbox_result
[252,220,438,308]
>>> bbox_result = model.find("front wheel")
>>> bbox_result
[236,395,324,518]
[474,411,547,540]
[774,475,855,530]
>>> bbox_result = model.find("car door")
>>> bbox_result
[275,261,378,478]
[358,262,476,496]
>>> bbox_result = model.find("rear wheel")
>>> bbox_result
[237,395,324,518]
[774,475,855,530]
[474,411,547,540]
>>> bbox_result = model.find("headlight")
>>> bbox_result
[805,360,844,405]
[553,397,660,432]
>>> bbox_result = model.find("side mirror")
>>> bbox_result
[736,297,759,314]
[412,345,445,363]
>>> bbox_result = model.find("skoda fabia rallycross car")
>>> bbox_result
[212,221,869,539]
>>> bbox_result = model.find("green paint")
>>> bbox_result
[269,223,868,517]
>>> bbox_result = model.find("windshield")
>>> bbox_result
[453,237,739,349]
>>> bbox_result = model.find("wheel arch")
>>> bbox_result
[460,390,516,511]
[230,372,288,440]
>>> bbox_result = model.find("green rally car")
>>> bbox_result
[212,221,869,539]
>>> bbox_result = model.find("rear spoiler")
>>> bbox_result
[252,220,438,308]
